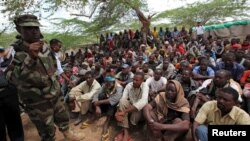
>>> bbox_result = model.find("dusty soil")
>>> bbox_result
[20,113,192,141]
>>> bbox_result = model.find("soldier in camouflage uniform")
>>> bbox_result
[6,14,84,141]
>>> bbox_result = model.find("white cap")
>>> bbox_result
[164,41,169,45]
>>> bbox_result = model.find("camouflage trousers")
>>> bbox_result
[24,96,69,141]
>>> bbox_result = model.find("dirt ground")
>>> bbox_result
[20,113,192,141]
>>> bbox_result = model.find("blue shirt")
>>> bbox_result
[216,62,245,81]
[193,66,215,77]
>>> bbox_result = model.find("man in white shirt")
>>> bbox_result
[69,71,101,125]
[194,22,205,41]
[145,69,167,101]
[50,39,73,86]
[115,72,149,141]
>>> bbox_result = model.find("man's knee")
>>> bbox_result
[80,101,91,114]
[130,111,142,125]
[118,100,130,111]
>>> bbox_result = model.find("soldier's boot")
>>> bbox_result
[63,129,84,141]
[74,114,84,126]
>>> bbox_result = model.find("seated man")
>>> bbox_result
[115,64,134,88]
[68,71,102,125]
[143,80,190,141]
[115,72,149,141]
[139,63,154,81]
[192,87,250,141]
[189,69,243,119]
[192,58,215,82]
[145,69,167,101]
[148,54,159,70]
[81,76,123,141]
[216,52,244,82]
[175,69,200,98]
[156,58,176,80]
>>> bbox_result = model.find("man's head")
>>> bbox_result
[199,58,209,71]
[142,63,149,72]
[95,62,101,71]
[148,54,155,62]
[163,59,170,70]
[138,55,144,62]
[140,44,146,51]
[122,64,130,74]
[222,52,235,68]
[50,39,62,53]
[153,69,162,81]
[180,60,190,71]
[213,70,231,87]
[133,72,144,88]
[14,14,42,43]
[104,76,116,89]
[216,87,239,114]
[85,71,95,86]
[181,69,192,82]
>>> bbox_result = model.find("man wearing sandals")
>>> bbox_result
[115,72,149,141]
[82,76,123,141]
[68,71,101,125]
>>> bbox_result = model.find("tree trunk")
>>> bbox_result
[132,7,151,45]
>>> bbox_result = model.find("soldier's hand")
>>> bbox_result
[28,41,43,59]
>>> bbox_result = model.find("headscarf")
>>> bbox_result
[154,80,190,121]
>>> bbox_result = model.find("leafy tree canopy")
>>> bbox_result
[1,0,148,34]
[1,0,249,48]
[154,0,250,27]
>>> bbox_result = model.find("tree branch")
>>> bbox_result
[70,1,102,18]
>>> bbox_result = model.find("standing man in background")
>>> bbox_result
[195,21,205,41]
[49,38,74,86]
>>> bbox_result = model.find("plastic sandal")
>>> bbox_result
[80,121,91,129]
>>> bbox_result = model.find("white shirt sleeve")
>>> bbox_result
[55,53,64,75]
[195,79,212,93]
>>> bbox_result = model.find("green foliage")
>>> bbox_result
[0,32,97,49]
[154,0,250,27]
[43,32,97,50]
[1,0,249,48]
[1,0,147,34]
[0,32,17,47]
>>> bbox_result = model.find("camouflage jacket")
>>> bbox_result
[7,40,61,104]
